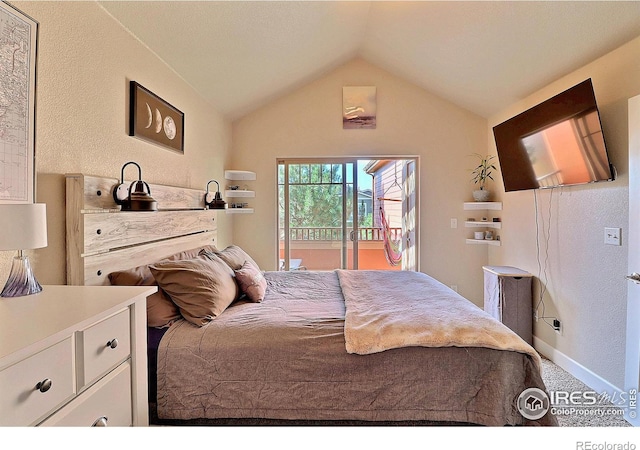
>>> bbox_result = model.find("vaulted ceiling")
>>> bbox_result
[99,1,640,120]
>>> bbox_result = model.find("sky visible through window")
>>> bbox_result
[357,160,372,193]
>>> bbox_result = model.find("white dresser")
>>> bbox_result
[0,285,155,426]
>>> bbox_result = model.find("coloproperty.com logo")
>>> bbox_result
[518,388,551,420]
[517,387,637,420]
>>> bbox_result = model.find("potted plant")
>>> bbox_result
[470,154,496,202]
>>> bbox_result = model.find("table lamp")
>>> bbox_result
[0,203,48,297]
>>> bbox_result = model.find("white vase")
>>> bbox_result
[473,189,490,202]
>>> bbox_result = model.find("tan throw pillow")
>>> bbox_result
[150,255,238,327]
[108,245,218,328]
[202,245,260,271]
[109,264,181,328]
[235,260,267,303]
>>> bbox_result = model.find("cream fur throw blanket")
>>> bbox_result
[337,270,541,371]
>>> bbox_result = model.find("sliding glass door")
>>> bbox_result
[278,157,418,271]
[278,159,356,270]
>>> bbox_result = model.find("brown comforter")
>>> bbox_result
[156,270,556,426]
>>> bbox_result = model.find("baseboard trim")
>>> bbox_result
[533,336,622,395]
[533,336,637,426]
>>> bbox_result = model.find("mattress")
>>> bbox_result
[155,270,556,426]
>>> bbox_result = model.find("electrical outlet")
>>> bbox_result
[553,319,562,334]
[604,227,621,246]
[451,218,458,229]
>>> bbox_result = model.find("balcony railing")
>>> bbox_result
[280,227,402,241]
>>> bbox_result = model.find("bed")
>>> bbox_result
[65,173,557,426]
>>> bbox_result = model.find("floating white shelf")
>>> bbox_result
[466,239,501,246]
[463,202,502,211]
[463,201,503,245]
[225,170,256,181]
[225,190,255,198]
[465,221,502,229]
[224,170,256,212]
[226,208,254,214]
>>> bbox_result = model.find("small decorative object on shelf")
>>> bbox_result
[470,154,496,202]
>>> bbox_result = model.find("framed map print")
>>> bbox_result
[0,2,38,204]
[129,81,184,153]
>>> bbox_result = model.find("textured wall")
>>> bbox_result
[488,36,640,388]
[0,2,232,286]
[232,58,489,305]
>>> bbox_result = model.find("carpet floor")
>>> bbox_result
[540,357,630,427]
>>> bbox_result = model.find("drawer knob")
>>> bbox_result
[106,338,118,349]
[92,416,109,427]
[36,378,52,393]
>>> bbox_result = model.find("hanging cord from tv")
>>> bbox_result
[534,188,556,329]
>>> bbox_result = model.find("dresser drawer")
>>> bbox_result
[0,337,75,426]
[77,308,131,390]
[39,360,132,427]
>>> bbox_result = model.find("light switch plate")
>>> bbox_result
[604,227,621,246]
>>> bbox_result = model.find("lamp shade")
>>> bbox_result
[0,203,48,251]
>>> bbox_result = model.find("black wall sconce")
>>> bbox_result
[205,180,227,210]
[113,161,158,211]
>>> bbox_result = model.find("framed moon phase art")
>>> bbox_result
[129,81,184,153]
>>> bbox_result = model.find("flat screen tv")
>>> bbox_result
[493,79,614,192]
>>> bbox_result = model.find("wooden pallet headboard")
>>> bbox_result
[66,173,218,286]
